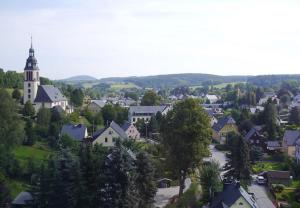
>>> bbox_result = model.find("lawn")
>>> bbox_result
[6,179,28,198]
[213,82,245,89]
[12,142,52,167]
[252,162,284,174]
[275,181,300,207]
[110,82,140,90]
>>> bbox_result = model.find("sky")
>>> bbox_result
[1,0,300,80]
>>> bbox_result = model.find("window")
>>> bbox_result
[28,89,31,93]
[28,95,31,99]
[133,118,136,122]
[113,138,116,142]
[109,131,113,135]
[105,138,108,142]
[28,83,31,87]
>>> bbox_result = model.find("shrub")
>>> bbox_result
[215,144,229,151]
[272,184,285,193]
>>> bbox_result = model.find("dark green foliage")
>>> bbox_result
[0,88,25,146]
[0,145,21,178]
[161,98,211,196]
[36,108,51,137]
[101,104,128,125]
[0,70,23,89]
[200,160,222,202]
[141,90,161,106]
[12,88,21,101]
[135,152,157,207]
[250,146,263,162]
[23,100,35,117]
[70,88,84,107]
[124,92,138,101]
[0,172,11,208]
[24,118,36,146]
[263,102,279,139]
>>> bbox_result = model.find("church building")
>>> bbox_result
[23,39,72,113]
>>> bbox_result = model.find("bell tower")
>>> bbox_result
[23,37,40,104]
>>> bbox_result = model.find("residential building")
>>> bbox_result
[265,171,292,187]
[266,141,282,152]
[295,139,300,164]
[206,94,219,104]
[212,116,238,143]
[244,126,266,149]
[87,100,106,113]
[205,108,218,127]
[121,122,140,139]
[23,39,72,113]
[61,124,88,142]
[129,105,169,123]
[92,121,127,147]
[210,181,259,208]
[282,130,300,157]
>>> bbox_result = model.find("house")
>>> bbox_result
[205,108,218,127]
[266,171,292,187]
[206,94,219,104]
[121,122,140,140]
[210,181,259,208]
[129,105,169,123]
[282,130,300,157]
[92,121,127,147]
[244,126,266,149]
[212,116,238,143]
[87,100,106,113]
[34,85,71,113]
[295,139,300,164]
[23,40,72,113]
[61,124,88,142]
[11,192,33,208]
[266,141,282,152]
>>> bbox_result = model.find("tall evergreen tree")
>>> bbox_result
[23,100,35,117]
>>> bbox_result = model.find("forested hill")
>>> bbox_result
[99,73,248,88]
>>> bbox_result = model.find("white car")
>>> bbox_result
[256,176,266,185]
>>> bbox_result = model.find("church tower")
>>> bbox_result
[23,38,40,104]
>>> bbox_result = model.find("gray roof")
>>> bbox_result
[91,100,106,108]
[213,116,236,132]
[34,85,67,103]
[244,126,263,141]
[129,105,167,115]
[92,121,127,140]
[61,124,87,141]
[283,130,300,146]
[210,182,258,208]
[267,141,281,148]
[121,121,132,131]
[12,192,33,205]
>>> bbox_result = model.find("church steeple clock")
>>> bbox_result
[23,37,40,104]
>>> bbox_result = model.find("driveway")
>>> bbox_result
[204,145,227,168]
[249,182,276,208]
[154,178,191,208]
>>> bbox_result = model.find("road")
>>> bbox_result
[154,178,191,208]
[208,144,275,208]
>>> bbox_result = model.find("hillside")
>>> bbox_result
[60,75,98,82]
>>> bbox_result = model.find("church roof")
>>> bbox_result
[34,85,67,103]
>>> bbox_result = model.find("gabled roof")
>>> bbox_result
[34,85,67,103]
[213,116,236,132]
[121,121,132,131]
[92,121,127,140]
[244,126,263,141]
[90,100,106,108]
[12,192,33,205]
[283,130,300,146]
[129,105,167,115]
[61,124,87,141]
[210,182,258,208]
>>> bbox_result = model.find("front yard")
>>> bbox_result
[252,162,285,174]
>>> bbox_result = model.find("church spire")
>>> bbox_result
[29,36,34,57]
[30,35,33,49]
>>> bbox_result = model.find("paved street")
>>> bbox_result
[249,182,276,208]
[154,178,191,208]
[203,144,227,168]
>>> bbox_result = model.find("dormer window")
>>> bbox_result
[28,63,31,67]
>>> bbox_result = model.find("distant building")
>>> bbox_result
[61,124,88,142]
[205,108,218,127]
[212,116,238,143]
[244,126,266,149]
[210,181,259,208]
[129,105,169,123]
[87,100,106,113]
[92,121,127,147]
[282,130,300,157]
[121,122,140,140]
[23,39,72,113]
[205,94,219,104]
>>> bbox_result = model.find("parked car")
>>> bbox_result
[256,176,267,185]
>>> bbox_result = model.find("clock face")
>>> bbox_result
[28,63,31,67]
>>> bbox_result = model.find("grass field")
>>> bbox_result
[213,82,246,89]
[12,142,52,167]
[252,162,284,174]
[274,180,300,206]
[7,179,28,198]
[110,82,140,90]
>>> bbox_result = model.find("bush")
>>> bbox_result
[272,184,285,193]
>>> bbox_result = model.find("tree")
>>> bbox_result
[263,102,278,139]
[36,108,51,137]
[70,88,84,107]
[12,88,21,101]
[24,118,36,145]
[0,88,25,146]
[141,91,160,106]
[250,146,263,162]
[161,98,211,196]
[0,172,11,207]
[23,100,35,117]
[135,152,157,207]
[124,92,138,101]
[200,160,222,202]
[102,104,116,125]
[289,107,300,125]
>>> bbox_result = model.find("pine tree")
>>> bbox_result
[23,100,35,117]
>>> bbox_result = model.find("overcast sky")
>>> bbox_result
[1,0,300,79]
